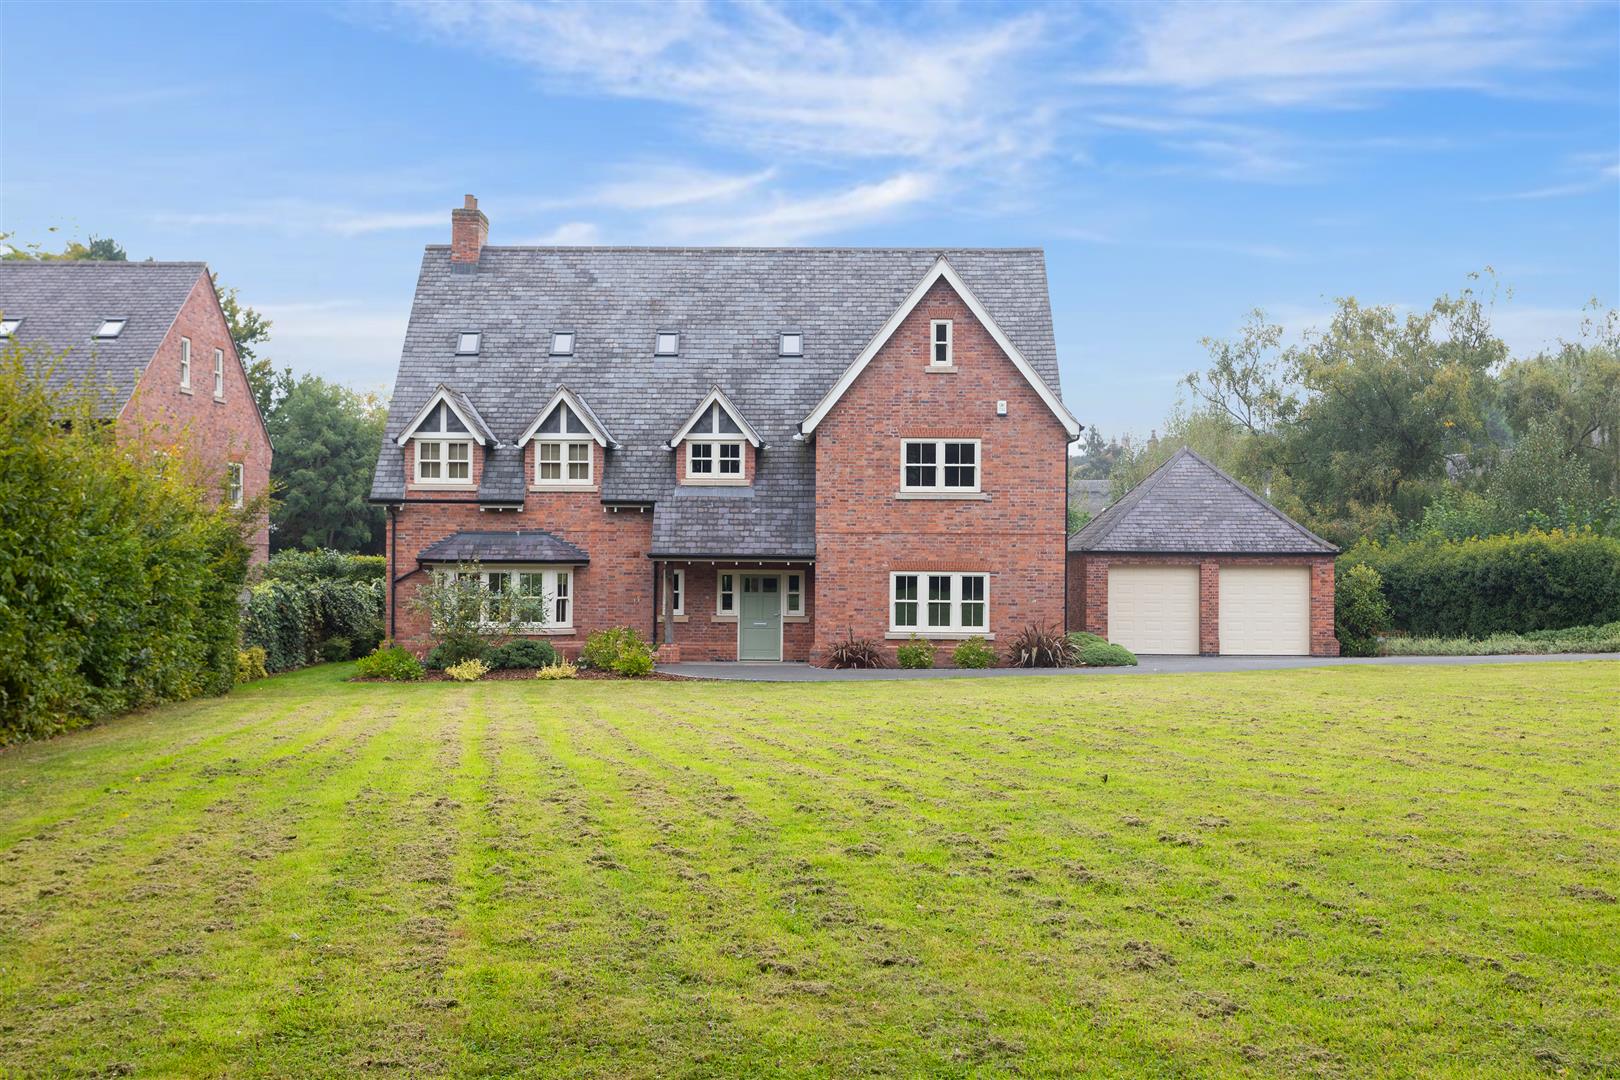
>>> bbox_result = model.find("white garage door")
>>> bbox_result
[1219,565,1311,655]
[1107,565,1200,655]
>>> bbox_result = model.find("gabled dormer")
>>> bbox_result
[669,387,763,486]
[396,384,493,489]
[516,386,616,492]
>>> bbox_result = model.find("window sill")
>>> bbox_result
[656,614,690,623]
[530,483,599,493]
[894,491,989,501]
[925,364,957,374]
[179,386,194,396]
[784,614,809,623]
[410,483,477,491]
[711,614,738,623]
[885,631,994,641]
[213,394,226,403]
[485,625,576,636]
[682,477,750,487]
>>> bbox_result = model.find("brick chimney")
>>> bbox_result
[450,194,488,264]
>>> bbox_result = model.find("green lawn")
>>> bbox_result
[1,664,1616,1078]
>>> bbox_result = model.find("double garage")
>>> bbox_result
[1067,450,1339,657]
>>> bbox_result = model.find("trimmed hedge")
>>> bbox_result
[241,550,384,673]
[1340,530,1620,638]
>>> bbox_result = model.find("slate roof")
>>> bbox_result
[0,261,208,415]
[1067,448,1336,555]
[372,246,1063,558]
[417,529,589,564]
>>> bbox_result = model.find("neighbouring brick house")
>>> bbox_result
[1067,449,1340,656]
[0,261,272,562]
[370,196,1081,664]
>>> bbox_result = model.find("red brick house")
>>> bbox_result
[1067,449,1339,656]
[0,261,272,562]
[370,197,1081,664]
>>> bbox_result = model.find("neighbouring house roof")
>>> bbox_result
[417,529,590,565]
[371,247,1065,558]
[0,260,208,416]
[1070,478,1113,514]
[1067,448,1337,555]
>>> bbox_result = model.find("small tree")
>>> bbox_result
[409,562,547,665]
[1334,563,1392,657]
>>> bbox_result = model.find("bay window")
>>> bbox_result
[890,572,988,634]
[452,567,575,630]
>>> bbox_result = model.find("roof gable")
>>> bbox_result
[669,386,764,448]
[395,384,493,446]
[1069,448,1337,555]
[799,256,1078,438]
[516,386,616,448]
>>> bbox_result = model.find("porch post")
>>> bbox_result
[661,563,675,645]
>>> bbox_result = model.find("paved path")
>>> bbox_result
[659,652,1619,682]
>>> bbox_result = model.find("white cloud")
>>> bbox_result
[662,173,938,245]
[1494,157,1620,200]
[258,300,408,391]
[154,199,442,236]
[570,166,777,212]
[528,221,601,245]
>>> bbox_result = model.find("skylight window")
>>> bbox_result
[551,331,575,356]
[655,331,679,356]
[0,319,19,338]
[456,331,481,355]
[95,318,127,339]
[780,332,802,356]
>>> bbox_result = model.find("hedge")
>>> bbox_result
[241,550,385,673]
[1,349,251,744]
[1339,530,1620,638]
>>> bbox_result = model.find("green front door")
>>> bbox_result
[738,575,782,661]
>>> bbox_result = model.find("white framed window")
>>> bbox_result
[413,402,474,485]
[683,401,745,481]
[667,568,685,616]
[780,332,802,356]
[716,571,736,615]
[655,331,679,356]
[95,318,126,339]
[179,337,192,390]
[901,438,979,492]
[930,319,953,366]
[890,572,988,633]
[457,567,574,630]
[533,401,593,486]
[227,462,244,508]
[456,331,481,355]
[785,573,804,616]
[213,348,225,398]
[0,318,20,338]
[550,331,575,356]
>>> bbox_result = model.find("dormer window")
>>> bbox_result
[684,401,744,480]
[96,318,127,339]
[779,332,802,356]
[655,331,679,356]
[550,332,574,356]
[413,402,473,485]
[0,319,20,338]
[456,331,481,355]
[930,320,952,367]
[533,401,594,487]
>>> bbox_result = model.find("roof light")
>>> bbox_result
[655,331,679,356]
[551,331,575,356]
[780,332,802,356]
[456,331,481,355]
[95,318,126,339]
[0,318,19,338]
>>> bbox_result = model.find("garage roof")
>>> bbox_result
[1068,448,1336,555]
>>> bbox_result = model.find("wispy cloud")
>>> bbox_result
[526,221,602,245]
[662,172,938,245]
[154,199,442,236]
[1493,156,1620,200]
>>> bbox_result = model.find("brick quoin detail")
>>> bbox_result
[1065,552,1340,657]
[119,273,272,563]
[813,278,1069,665]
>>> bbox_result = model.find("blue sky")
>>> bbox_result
[2,0,1615,436]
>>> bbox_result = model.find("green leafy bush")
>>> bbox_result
[445,658,489,682]
[354,643,425,681]
[319,636,353,664]
[952,637,997,669]
[1334,563,1392,657]
[534,660,579,680]
[1340,530,1620,638]
[1076,641,1138,666]
[235,647,268,684]
[263,549,384,584]
[424,641,486,671]
[1381,620,1620,657]
[1066,631,1106,650]
[579,626,655,676]
[0,349,250,744]
[896,636,935,669]
[824,632,886,669]
[1006,624,1076,668]
[486,639,559,670]
[241,554,383,674]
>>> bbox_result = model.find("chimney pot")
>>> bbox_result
[450,194,489,264]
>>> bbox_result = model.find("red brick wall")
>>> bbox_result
[1065,552,1340,656]
[119,272,272,563]
[656,564,814,661]
[813,278,1070,664]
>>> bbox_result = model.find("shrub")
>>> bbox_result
[1334,563,1391,657]
[263,549,384,584]
[423,641,486,671]
[1340,530,1620,638]
[952,636,997,669]
[412,563,542,668]
[825,632,886,669]
[235,647,269,684]
[444,658,489,682]
[486,639,558,670]
[241,560,383,673]
[0,348,250,744]
[319,636,353,664]
[1006,624,1076,668]
[1066,631,1106,650]
[534,660,579,680]
[579,626,655,676]
[1076,641,1138,667]
[1380,620,1620,657]
[896,636,935,669]
[354,643,424,681]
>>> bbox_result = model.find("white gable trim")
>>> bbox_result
[799,256,1079,438]
[395,385,489,446]
[516,386,614,448]
[667,386,764,449]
